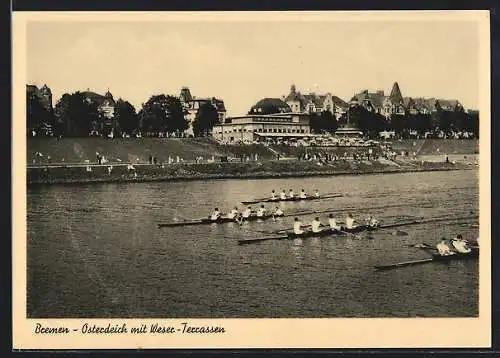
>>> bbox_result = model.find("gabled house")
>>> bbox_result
[283,84,348,119]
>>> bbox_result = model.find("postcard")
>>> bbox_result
[13,10,491,349]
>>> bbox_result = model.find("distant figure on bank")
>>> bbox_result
[256,205,267,218]
[271,189,277,200]
[314,189,320,198]
[210,208,221,221]
[289,189,295,199]
[299,189,307,199]
[436,237,454,256]
[280,190,287,200]
[293,217,304,235]
[273,206,284,217]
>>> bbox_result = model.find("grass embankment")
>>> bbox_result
[389,139,479,156]
[27,137,276,164]
[27,159,472,185]
[26,137,477,185]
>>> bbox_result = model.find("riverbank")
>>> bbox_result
[27,158,477,186]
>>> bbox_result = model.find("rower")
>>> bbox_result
[273,206,284,217]
[227,206,239,220]
[210,207,221,221]
[299,189,307,199]
[289,189,295,199]
[311,217,323,233]
[328,213,341,231]
[271,190,277,200]
[241,206,252,219]
[451,234,471,254]
[280,190,287,200]
[366,215,379,228]
[345,213,357,229]
[293,217,304,235]
[314,189,320,198]
[256,205,267,218]
[436,237,455,256]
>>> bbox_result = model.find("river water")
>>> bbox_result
[27,170,479,318]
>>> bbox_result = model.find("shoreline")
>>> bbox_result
[27,162,476,187]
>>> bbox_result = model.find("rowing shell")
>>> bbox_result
[158,214,285,228]
[374,247,479,271]
[241,193,342,205]
[238,225,374,245]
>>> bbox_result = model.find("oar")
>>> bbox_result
[375,257,436,271]
[238,235,289,245]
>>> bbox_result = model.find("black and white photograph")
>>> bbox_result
[13,11,491,349]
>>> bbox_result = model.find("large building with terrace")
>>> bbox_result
[212,98,312,144]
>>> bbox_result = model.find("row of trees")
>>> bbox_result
[309,105,479,138]
[28,91,479,139]
[27,91,221,138]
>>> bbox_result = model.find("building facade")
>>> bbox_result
[282,84,348,119]
[213,98,311,143]
[26,84,53,111]
[82,89,116,119]
[179,87,226,135]
[351,82,464,118]
[81,90,117,137]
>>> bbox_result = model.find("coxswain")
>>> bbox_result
[256,205,267,218]
[451,234,471,254]
[289,189,295,199]
[280,190,287,200]
[345,213,357,229]
[293,217,304,235]
[210,208,221,221]
[271,190,277,200]
[299,189,307,199]
[227,206,239,220]
[436,237,455,256]
[328,213,341,231]
[242,206,252,219]
[273,206,284,217]
[311,217,323,233]
[366,215,379,228]
[314,189,320,198]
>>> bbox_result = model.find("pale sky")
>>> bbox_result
[26,14,480,115]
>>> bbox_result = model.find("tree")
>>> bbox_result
[114,99,138,135]
[309,111,339,134]
[140,95,188,136]
[319,110,338,133]
[27,93,53,135]
[309,112,323,134]
[54,92,100,137]
[193,102,219,136]
[389,114,407,137]
[165,96,188,134]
